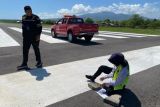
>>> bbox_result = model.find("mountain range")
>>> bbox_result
[79,12,133,21]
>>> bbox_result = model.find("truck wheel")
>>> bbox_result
[51,30,57,38]
[85,36,93,42]
[68,32,76,42]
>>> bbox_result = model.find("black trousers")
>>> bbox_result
[93,65,115,94]
[92,65,113,80]
[22,38,41,65]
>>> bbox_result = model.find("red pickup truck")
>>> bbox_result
[51,15,99,42]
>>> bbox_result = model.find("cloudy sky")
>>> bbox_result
[0,0,160,19]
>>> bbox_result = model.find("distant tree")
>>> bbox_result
[95,20,103,26]
[114,21,119,27]
[85,17,94,24]
[104,19,111,25]
[142,19,151,28]
[127,14,144,28]
[42,19,56,25]
[148,19,160,29]
[119,20,128,27]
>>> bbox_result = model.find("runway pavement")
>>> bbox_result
[0,23,160,107]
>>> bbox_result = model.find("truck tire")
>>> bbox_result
[84,36,93,42]
[51,30,57,38]
[68,32,76,42]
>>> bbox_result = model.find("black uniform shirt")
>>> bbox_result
[22,14,42,39]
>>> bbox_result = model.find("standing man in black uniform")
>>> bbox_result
[17,6,43,70]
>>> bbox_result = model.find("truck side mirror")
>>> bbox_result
[17,20,22,23]
[58,22,62,24]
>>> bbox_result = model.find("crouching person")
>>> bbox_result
[86,53,130,94]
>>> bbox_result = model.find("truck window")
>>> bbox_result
[62,18,67,24]
[57,19,63,24]
[68,18,84,24]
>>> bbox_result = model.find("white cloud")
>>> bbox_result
[38,12,60,19]
[58,4,91,15]
[38,3,160,19]
[108,3,160,18]
[58,3,160,19]
[57,9,71,16]
[72,4,91,14]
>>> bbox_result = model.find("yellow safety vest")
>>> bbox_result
[112,65,129,90]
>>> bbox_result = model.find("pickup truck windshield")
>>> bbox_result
[68,18,84,24]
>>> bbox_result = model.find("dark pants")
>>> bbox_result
[22,38,41,65]
[92,65,113,80]
[93,65,115,95]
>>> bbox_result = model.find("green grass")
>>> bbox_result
[42,24,52,28]
[99,26,160,35]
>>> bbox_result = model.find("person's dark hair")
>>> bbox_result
[108,53,125,66]
[24,6,32,11]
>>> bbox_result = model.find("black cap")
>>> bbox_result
[24,6,32,11]
[108,53,125,66]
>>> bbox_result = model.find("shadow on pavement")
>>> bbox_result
[112,88,141,107]
[72,40,102,46]
[56,37,103,46]
[26,68,51,81]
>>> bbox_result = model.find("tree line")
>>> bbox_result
[85,14,160,29]
[1,14,159,29]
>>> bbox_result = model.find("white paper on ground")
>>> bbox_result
[96,88,108,99]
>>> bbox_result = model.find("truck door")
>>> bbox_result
[60,18,68,36]
[56,19,63,34]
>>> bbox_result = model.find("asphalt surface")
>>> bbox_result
[48,65,160,107]
[0,23,160,107]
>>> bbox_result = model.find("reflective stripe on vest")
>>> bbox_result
[112,65,129,90]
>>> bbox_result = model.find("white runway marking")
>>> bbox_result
[100,31,145,38]
[43,28,50,30]
[43,29,106,41]
[99,31,159,37]
[8,27,21,32]
[97,34,129,39]
[40,34,68,43]
[42,29,51,33]
[1,45,160,106]
[42,29,106,41]
[0,28,20,48]
[9,27,105,43]
[89,37,105,41]
[9,27,67,44]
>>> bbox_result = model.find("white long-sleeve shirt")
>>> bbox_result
[104,66,129,86]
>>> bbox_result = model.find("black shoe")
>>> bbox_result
[85,75,95,82]
[17,64,28,70]
[104,86,114,96]
[36,62,43,68]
